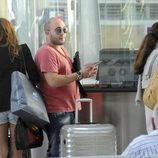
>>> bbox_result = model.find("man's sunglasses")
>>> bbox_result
[54,27,68,35]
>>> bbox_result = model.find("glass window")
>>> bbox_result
[1,0,158,84]
[149,4,158,19]
[99,3,106,20]
[3,0,75,57]
[135,4,146,20]
[106,3,123,20]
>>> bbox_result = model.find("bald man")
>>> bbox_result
[35,17,97,157]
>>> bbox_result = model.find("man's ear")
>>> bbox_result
[152,117,156,130]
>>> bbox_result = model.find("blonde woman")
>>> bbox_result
[0,18,40,158]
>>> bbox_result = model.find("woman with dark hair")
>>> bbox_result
[0,18,40,158]
[134,22,158,133]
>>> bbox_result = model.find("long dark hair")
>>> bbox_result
[134,22,158,74]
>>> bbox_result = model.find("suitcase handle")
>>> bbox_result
[75,98,93,123]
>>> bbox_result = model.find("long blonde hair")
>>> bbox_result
[0,18,19,60]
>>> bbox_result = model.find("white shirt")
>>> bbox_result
[135,48,158,106]
[142,48,158,89]
[122,130,158,158]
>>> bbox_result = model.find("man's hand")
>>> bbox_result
[80,64,97,79]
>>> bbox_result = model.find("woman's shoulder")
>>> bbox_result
[151,48,158,54]
[142,48,158,87]
[146,49,158,65]
[19,44,32,59]
[20,43,30,52]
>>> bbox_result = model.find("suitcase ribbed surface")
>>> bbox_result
[60,124,117,157]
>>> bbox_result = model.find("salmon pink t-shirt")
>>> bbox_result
[35,43,81,113]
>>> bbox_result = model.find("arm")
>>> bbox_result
[21,44,40,86]
[44,72,77,87]
[44,65,97,88]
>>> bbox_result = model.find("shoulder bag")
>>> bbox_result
[11,46,49,127]
[143,53,158,109]
[15,118,43,150]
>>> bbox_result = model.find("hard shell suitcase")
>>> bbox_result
[60,98,117,157]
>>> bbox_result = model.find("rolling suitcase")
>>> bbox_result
[60,98,117,157]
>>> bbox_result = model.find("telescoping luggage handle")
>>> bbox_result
[75,98,93,124]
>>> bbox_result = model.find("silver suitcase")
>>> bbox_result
[60,98,117,157]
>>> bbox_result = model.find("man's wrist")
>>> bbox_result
[76,71,83,80]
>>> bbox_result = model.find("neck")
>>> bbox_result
[46,42,65,56]
[46,42,60,49]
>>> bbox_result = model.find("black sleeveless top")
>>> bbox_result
[0,44,40,112]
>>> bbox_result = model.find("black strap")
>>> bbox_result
[77,80,87,97]
[73,51,87,97]
[19,45,27,74]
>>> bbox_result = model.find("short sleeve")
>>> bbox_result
[36,47,59,73]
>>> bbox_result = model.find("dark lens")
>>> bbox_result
[55,27,68,34]
[55,27,62,34]
[63,27,68,33]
